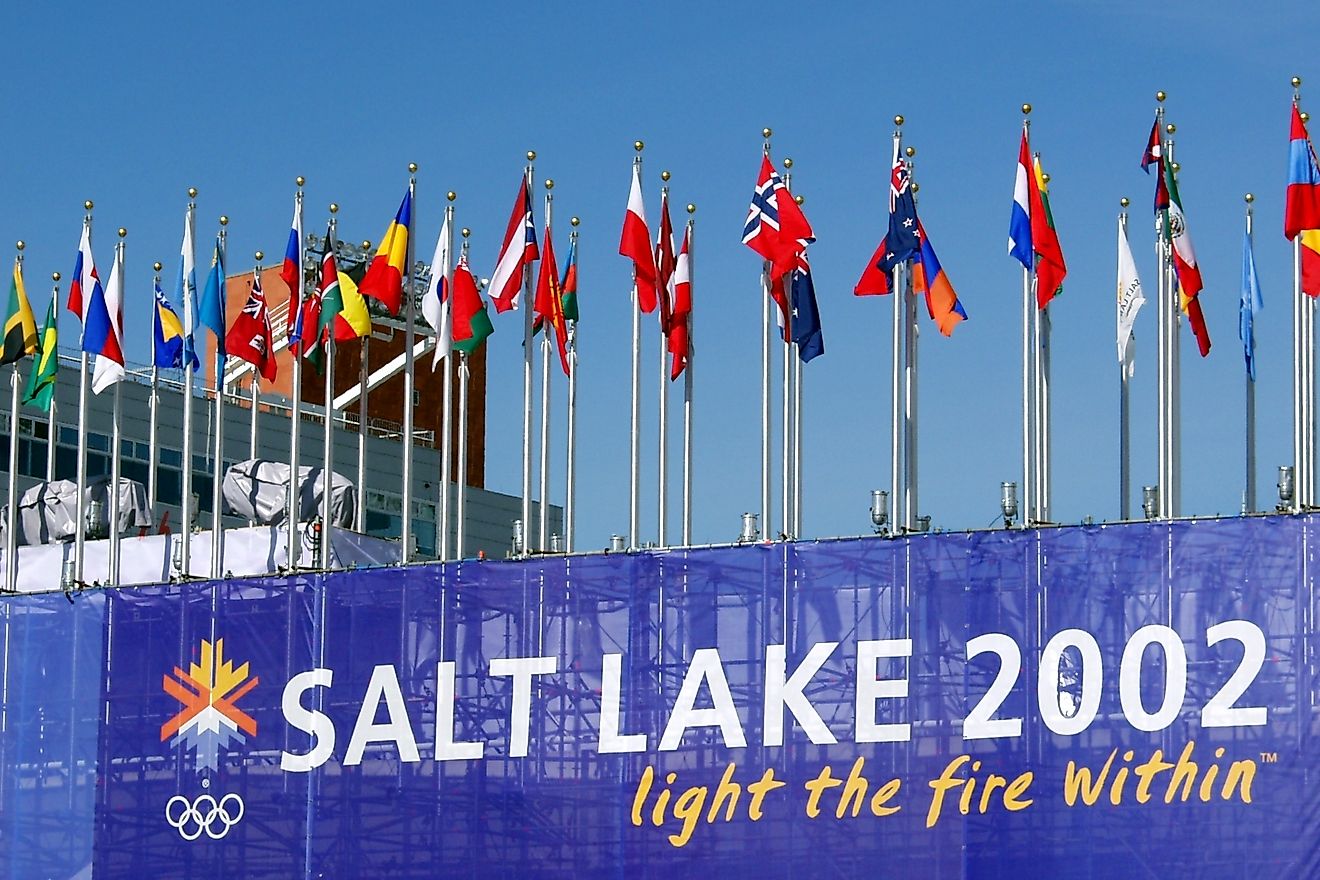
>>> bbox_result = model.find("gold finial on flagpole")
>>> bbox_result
[912,183,920,193]
[905,146,916,158]
[761,128,772,139]
[1120,197,1130,208]
[686,203,695,214]
[52,272,60,282]
[329,203,339,214]
[118,227,127,238]
[1293,76,1302,89]
[893,116,904,127]
[15,240,23,252]
[296,176,305,188]
[782,158,792,170]
[795,195,804,205]
[661,170,670,181]
[1166,123,1176,134]
[408,163,418,174]
[447,191,456,202]
[1303,112,1312,124]
[1022,103,1032,115]
[527,151,537,162]
[84,200,94,211]
[571,216,580,226]
[187,188,197,199]
[461,228,471,239]
[219,216,228,227]
[153,262,163,272]
[1171,162,1180,173]
[255,251,264,262]
[1042,173,1051,184]
[1156,91,1166,103]
[633,141,644,153]
[361,241,371,250]
[545,179,555,190]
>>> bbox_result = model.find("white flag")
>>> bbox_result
[1116,217,1145,377]
[421,215,452,369]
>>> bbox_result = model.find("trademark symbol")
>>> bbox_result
[1259,752,1278,763]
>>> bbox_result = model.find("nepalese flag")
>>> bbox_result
[359,187,411,314]
[620,162,658,312]
[1008,128,1034,270]
[1286,104,1320,241]
[153,278,196,370]
[88,241,125,393]
[668,224,691,380]
[67,222,101,331]
[790,250,824,363]
[912,221,968,337]
[1030,154,1067,308]
[281,193,303,336]
[1142,116,1170,213]
[225,273,278,382]
[490,176,539,313]
[656,191,677,332]
[879,139,920,274]
[452,252,494,354]
[742,154,814,279]
[1164,160,1210,357]
[533,223,569,376]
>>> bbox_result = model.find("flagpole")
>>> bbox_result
[211,217,228,579]
[6,246,24,594]
[148,262,162,514]
[781,162,794,540]
[1118,202,1132,520]
[630,144,643,550]
[658,177,670,549]
[402,164,418,562]
[250,258,263,471]
[1244,194,1257,513]
[321,207,339,568]
[522,154,537,555]
[287,181,304,568]
[1165,126,1181,518]
[790,187,803,537]
[1302,79,1316,509]
[45,274,59,485]
[439,197,456,561]
[539,182,554,552]
[565,220,579,553]
[1035,159,1054,523]
[356,316,369,534]
[73,203,93,587]
[1019,112,1036,525]
[905,147,920,532]
[456,229,473,559]
[108,230,125,586]
[180,191,197,576]
[682,208,695,547]
[761,128,773,543]
[1152,96,1171,519]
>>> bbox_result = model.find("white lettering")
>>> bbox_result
[280,668,335,772]
[763,642,838,747]
[659,648,747,751]
[344,664,420,766]
[598,653,646,753]
[855,639,912,743]
[489,656,557,758]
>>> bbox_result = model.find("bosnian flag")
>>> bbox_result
[281,193,302,336]
[1008,128,1033,269]
[620,161,658,312]
[490,177,539,313]
[421,215,452,369]
[67,222,102,333]
[87,238,125,393]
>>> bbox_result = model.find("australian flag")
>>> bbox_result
[790,251,824,363]
[878,139,920,273]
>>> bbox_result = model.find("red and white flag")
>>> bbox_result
[655,191,677,332]
[619,162,657,312]
[668,224,692,380]
[490,176,539,313]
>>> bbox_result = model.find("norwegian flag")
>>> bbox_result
[742,154,813,280]
[225,272,277,382]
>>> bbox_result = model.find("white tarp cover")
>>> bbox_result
[221,460,356,527]
[1,477,151,547]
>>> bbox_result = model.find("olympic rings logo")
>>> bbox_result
[164,792,245,841]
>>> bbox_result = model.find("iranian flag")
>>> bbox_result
[1163,159,1210,356]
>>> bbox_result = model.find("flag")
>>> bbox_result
[490,177,538,313]
[281,194,303,336]
[23,294,57,411]
[656,192,677,332]
[790,251,824,363]
[292,229,333,372]
[879,140,920,274]
[1163,159,1210,357]
[2,259,39,366]
[1142,117,1170,213]
[88,242,125,393]
[1286,104,1320,240]
[225,273,278,382]
[67,224,101,333]
[332,264,371,341]
[1008,129,1034,270]
[358,188,411,314]
[452,253,493,354]
[176,207,201,371]
[561,234,579,323]
[1241,226,1264,381]
[199,236,227,356]
[421,215,451,370]
[668,224,692,379]
[533,223,569,376]
[317,241,345,351]
[1303,230,1320,298]
[153,278,194,370]
[912,223,967,337]
[620,162,658,313]
[1030,155,1067,307]
[741,154,813,282]
[854,238,893,296]
[1116,218,1145,376]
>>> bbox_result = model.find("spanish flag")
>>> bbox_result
[359,188,411,314]
[2,259,39,366]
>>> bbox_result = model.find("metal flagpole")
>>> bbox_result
[760,129,773,543]
[108,231,125,586]
[73,204,93,586]
[1154,98,1171,519]
[682,208,695,547]
[522,155,536,554]
[629,146,643,550]
[45,274,59,485]
[249,261,263,466]
[401,164,419,562]
[180,191,197,576]
[356,331,369,533]
[439,198,456,561]
[148,262,162,513]
[210,218,229,579]
[538,183,554,552]
[1300,69,1314,510]
[905,148,920,532]
[287,181,304,568]
[889,124,905,534]
[781,162,795,540]
[1245,194,1257,513]
[565,220,579,553]
[1165,128,1181,517]
[456,227,473,559]
[6,246,24,593]
[1119,203,1132,520]
[321,208,339,569]
[658,178,670,549]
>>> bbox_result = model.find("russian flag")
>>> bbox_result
[67,223,101,329]
[281,193,302,335]
[1008,128,1033,269]
[1286,104,1320,241]
[86,241,125,393]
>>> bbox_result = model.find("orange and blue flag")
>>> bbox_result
[359,187,411,314]
[912,223,967,337]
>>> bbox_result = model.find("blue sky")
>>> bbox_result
[4,1,1319,548]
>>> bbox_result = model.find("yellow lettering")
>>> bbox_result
[1063,750,1115,807]
[836,757,869,819]
[668,785,708,848]
[631,766,654,827]
[869,777,902,817]
[926,755,970,829]
[804,765,842,818]
[706,763,741,824]
[746,768,786,820]
[1003,772,1033,812]
[1222,759,1256,804]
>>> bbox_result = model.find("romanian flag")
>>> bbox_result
[912,223,967,337]
[359,188,411,314]
[2,259,39,366]
[153,278,196,370]
[24,293,58,411]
